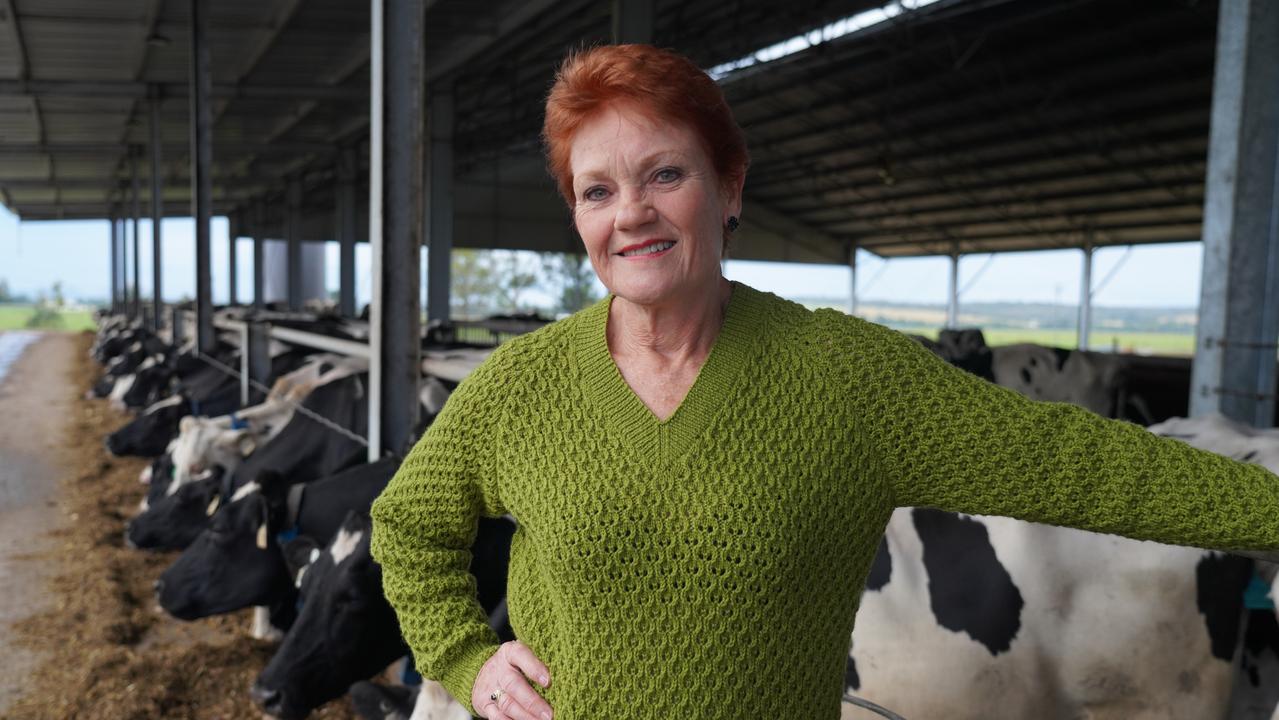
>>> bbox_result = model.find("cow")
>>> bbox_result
[250,511,515,720]
[842,413,1279,720]
[106,395,189,458]
[349,680,470,720]
[155,458,398,630]
[125,471,223,551]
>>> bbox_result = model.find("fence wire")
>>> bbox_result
[195,351,378,454]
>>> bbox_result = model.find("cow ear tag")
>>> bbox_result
[256,524,269,550]
[206,496,220,516]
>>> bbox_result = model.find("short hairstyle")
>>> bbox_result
[542,44,750,209]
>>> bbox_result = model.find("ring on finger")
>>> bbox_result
[490,688,507,705]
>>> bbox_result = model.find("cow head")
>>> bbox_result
[125,472,221,551]
[170,416,258,488]
[156,481,295,623]
[252,511,406,720]
[106,395,189,458]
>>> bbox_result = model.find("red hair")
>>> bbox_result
[542,44,749,208]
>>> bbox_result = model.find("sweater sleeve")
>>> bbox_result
[369,361,508,715]
[836,314,1279,552]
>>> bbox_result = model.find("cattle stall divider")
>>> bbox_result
[204,315,381,460]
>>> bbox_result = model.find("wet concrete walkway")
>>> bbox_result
[0,332,75,712]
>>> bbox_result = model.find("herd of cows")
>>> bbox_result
[83,315,1279,720]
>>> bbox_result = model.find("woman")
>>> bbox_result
[370,45,1279,720]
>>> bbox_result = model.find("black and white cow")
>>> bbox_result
[155,458,399,629]
[349,679,470,720]
[125,471,223,551]
[842,411,1279,720]
[250,511,515,720]
[106,395,189,458]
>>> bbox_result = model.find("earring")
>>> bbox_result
[726,216,740,233]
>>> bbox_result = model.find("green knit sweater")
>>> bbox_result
[370,282,1279,719]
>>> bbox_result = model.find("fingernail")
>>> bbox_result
[539,675,549,686]
[542,713,552,720]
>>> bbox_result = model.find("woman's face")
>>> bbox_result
[569,103,742,307]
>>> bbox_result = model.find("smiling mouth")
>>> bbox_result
[617,240,676,258]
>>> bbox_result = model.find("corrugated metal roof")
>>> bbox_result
[0,0,1221,261]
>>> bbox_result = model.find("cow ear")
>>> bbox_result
[237,434,257,457]
[205,494,221,516]
[256,523,269,550]
[179,416,195,433]
[283,536,321,580]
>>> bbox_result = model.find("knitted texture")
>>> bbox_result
[370,282,1279,720]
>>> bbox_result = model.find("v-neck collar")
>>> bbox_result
[572,281,766,462]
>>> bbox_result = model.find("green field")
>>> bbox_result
[0,304,97,332]
[884,324,1195,356]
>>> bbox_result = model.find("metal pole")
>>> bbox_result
[1077,242,1094,351]
[338,146,358,317]
[150,92,164,330]
[426,88,454,323]
[131,150,142,320]
[946,251,960,329]
[109,214,119,314]
[228,208,239,306]
[253,199,266,310]
[368,0,424,461]
[287,176,303,310]
[189,0,215,352]
[1191,0,1279,426]
[848,242,858,316]
[247,321,272,404]
[612,0,654,43]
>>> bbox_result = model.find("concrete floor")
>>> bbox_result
[0,332,74,713]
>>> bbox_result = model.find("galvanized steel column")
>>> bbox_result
[189,0,215,352]
[946,251,960,329]
[150,94,164,330]
[368,0,424,461]
[228,209,239,306]
[426,88,453,323]
[1191,0,1279,426]
[612,0,653,43]
[286,176,303,310]
[253,199,266,310]
[109,214,119,314]
[130,150,142,320]
[847,242,857,316]
[1077,243,1093,351]
[337,146,358,317]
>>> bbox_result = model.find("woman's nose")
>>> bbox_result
[613,189,656,231]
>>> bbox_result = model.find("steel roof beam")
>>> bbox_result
[0,80,368,101]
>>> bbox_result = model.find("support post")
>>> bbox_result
[253,199,267,310]
[612,0,654,43]
[1077,242,1094,351]
[337,146,358,317]
[150,91,164,330]
[131,149,142,320]
[368,0,424,461]
[246,321,272,405]
[189,0,215,352]
[848,242,858,316]
[109,214,119,314]
[1191,0,1279,427]
[228,209,240,306]
[426,88,454,323]
[946,251,960,329]
[287,176,303,310]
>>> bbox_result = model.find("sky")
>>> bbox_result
[0,201,1205,311]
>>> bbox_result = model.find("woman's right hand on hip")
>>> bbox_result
[472,640,554,720]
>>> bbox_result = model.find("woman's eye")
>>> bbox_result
[654,167,681,183]
[583,186,609,202]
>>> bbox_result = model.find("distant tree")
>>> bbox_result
[490,251,540,313]
[51,281,65,308]
[25,291,63,329]
[0,278,10,303]
[541,252,601,314]
[450,249,500,319]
